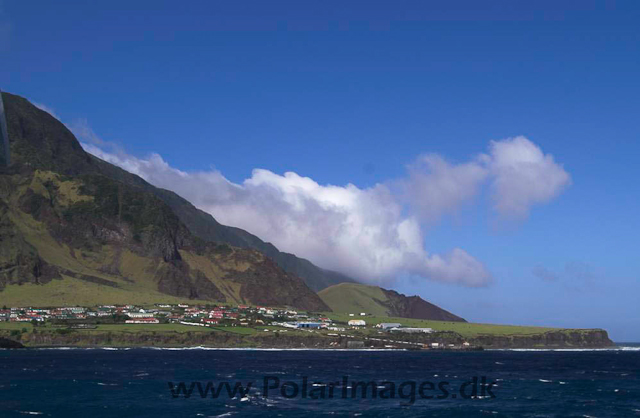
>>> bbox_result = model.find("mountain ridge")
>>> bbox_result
[0,91,468,324]
[0,91,327,310]
[79,140,358,293]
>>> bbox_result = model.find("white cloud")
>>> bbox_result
[403,154,489,223]
[532,261,599,292]
[487,136,572,218]
[81,142,492,287]
[77,130,570,288]
[33,102,59,120]
[66,118,109,146]
[532,264,559,282]
[404,136,571,221]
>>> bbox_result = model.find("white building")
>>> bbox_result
[125,318,159,324]
[348,319,366,327]
[376,323,402,330]
[327,326,346,332]
[390,327,433,334]
[127,312,155,319]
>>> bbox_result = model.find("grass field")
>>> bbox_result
[0,322,211,333]
[210,326,257,335]
[324,312,562,338]
[0,322,265,335]
[0,322,34,331]
[92,323,213,333]
[0,187,259,308]
[0,276,211,307]
[318,283,393,316]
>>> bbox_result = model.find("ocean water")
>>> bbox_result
[1,346,639,417]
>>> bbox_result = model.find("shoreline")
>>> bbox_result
[1,327,614,351]
[3,345,635,352]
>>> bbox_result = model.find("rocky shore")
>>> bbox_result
[0,336,25,348]
[0,328,613,350]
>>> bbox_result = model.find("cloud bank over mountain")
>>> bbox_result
[76,121,569,287]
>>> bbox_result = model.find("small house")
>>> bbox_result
[377,323,402,330]
[296,322,325,329]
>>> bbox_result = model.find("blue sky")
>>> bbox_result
[2,1,639,340]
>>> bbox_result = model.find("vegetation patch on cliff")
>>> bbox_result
[319,283,465,322]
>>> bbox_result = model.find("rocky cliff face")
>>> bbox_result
[0,337,24,348]
[380,288,466,322]
[0,92,327,311]
[394,328,614,349]
[468,329,613,349]
[85,150,357,292]
[0,327,613,349]
[8,329,339,349]
[0,195,61,290]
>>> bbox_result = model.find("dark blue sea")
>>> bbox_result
[2,346,640,417]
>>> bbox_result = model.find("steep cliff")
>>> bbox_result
[85,153,357,292]
[0,92,327,311]
[0,327,613,349]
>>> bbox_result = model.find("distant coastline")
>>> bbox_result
[0,327,613,350]
[0,303,614,351]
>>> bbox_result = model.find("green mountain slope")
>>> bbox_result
[0,92,328,310]
[61,119,356,292]
[319,283,466,322]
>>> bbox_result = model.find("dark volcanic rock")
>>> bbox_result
[6,327,614,350]
[0,337,24,348]
[0,198,62,290]
[155,262,226,301]
[0,91,328,311]
[236,256,329,311]
[470,329,614,349]
[381,288,466,322]
[84,145,358,292]
[3,93,94,175]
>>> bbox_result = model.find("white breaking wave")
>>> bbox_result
[489,346,640,352]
